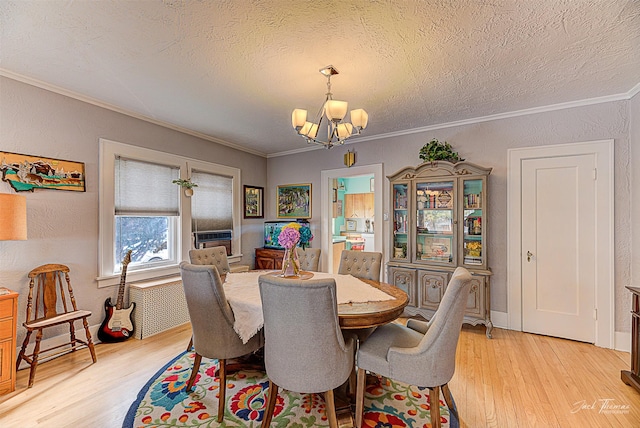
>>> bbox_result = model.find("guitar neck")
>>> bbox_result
[116,251,131,310]
[115,274,126,310]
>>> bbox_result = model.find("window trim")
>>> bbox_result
[98,139,242,287]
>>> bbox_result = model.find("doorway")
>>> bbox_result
[320,164,384,274]
[507,140,614,348]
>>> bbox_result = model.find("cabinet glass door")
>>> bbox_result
[415,180,454,265]
[462,178,485,266]
[392,183,409,260]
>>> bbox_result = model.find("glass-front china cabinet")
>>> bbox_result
[388,161,493,337]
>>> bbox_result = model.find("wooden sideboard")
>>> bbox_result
[0,288,18,395]
[622,286,640,393]
[255,247,284,270]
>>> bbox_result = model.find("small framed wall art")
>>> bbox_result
[276,183,311,219]
[243,185,264,218]
[0,151,86,192]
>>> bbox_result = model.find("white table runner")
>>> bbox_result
[223,271,393,343]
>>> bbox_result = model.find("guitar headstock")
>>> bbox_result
[122,249,133,268]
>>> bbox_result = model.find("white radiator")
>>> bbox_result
[129,277,190,339]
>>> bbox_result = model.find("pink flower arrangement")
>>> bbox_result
[277,223,301,249]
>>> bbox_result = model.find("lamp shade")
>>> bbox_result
[350,109,369,129]
[337,123,353,139]
[291,109,307,128]
[325,100,348,121]
[0,193,27,240]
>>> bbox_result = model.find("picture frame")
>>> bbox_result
[243,185,264,218]
[277,183,312,219]
[0,150,86,192]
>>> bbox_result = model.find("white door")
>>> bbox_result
[521,154,596,343]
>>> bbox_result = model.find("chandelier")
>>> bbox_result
[291,65,368,149]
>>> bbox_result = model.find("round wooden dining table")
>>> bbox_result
[337,278,409,329]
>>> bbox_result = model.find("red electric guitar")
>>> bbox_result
[98,250,135,342]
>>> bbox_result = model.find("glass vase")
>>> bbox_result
[281,247,301,277]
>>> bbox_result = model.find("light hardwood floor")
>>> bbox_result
[1,323,639,427]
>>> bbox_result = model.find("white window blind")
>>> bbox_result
[115,157,180,216]
[191,170,233,231]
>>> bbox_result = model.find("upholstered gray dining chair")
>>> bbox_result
[338,250,382,281]
[258,275,355,428]
[354,266,473,428]
[295,247,321,271]
[184,246,232,351]
[179,262,264,423]
[189,246,231,276]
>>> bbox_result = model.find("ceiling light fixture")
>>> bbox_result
[291,65,368,149]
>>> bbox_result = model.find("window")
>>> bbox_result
[191,170,233,233]
[99,139,242,287]
[114,157,179,272]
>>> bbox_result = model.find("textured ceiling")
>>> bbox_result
[1,0,639,157]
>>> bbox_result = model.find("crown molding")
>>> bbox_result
[0,68,268,158]
[346,88,638,144]
[3,68,637,159]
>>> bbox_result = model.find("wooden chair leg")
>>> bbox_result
[186,353,202,392]
[69,320,77,351]
[186,336,193,351]
[262,380,279,427]
[28,329,44,388]
[82,317,97,363]
[429,386,442,428]
[442,383,458,421]
[217,359,226,423]
[324,389,338,428]
[16,330,32,372]
[355,367,366,428]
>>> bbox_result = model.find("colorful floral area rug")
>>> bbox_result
[124,351,458,428]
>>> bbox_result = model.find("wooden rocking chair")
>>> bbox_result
[16,264,97,387]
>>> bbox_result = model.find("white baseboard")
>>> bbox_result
[16,323,102,371]
[489,311,631,353]
[490,310,508,329]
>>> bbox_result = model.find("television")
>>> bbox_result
[264,220,309,249]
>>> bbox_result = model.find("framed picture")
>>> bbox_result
[0,151,86,192]
[277,183,312,219]
[243,185,264,218]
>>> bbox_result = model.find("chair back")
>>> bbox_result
[390,267,473,386]
[259,275,354,394]
[179,262,260,359]
[338,250,382,281]
[189,246,231,276]
[295,247,321,271]
[26,264,79,322]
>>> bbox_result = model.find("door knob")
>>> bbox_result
[527,251,533,262]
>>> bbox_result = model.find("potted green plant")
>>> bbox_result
[172,178,198,196]
[419,139,464,163]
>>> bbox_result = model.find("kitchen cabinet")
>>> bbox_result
[0,288,18,395]
[345,193,374,218]
[387,160,493,338]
